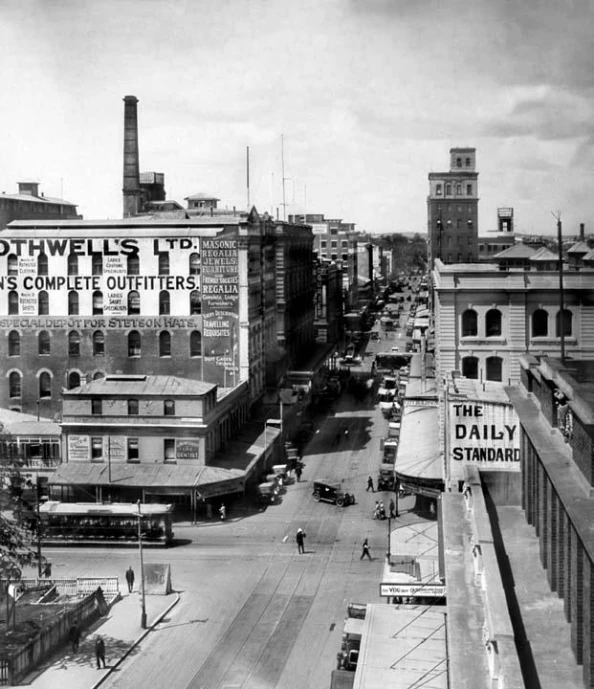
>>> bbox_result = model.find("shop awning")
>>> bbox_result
[47,462,245,494]
[395,405,443,482]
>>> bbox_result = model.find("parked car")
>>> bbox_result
[257,481,279,505]
[312,480,355,507]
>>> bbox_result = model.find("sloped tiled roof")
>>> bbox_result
[0,407,59,435]
[567,241,590,254]
[492,242,537,260]
[530,246,560,262]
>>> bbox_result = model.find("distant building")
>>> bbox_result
[477,207,516,261]
[0,181,81,230]
[427,148,479,266]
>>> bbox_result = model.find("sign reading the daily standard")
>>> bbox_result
[449,401,520,473]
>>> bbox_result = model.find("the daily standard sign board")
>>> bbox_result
[448,401,520,476]
[380,583,445,598]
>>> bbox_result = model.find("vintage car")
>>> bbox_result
[312,480,355,507]
[377,464,396,491]
[257,481,280,505]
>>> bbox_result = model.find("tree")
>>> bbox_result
[0,424,44,580]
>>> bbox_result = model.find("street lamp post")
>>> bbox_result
[136,500,147,629]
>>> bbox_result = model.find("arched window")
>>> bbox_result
[128,291,140,315]
[92,253,103,275]
[68,330,81,357]
[189,253,200,275]
[7,254,18,276]
[127,254,140,275]
[9,372,22,398]
[462,356,479,379]
[93,330,105,356]
[190,330,202,357]
[158,253,170,275]
[38,331,50,355]
[164,400,175,416]
[159,290,170,316]
[8,331,20,356]
[8,330,21,356]
[68,290,79,316]
[461,309,478,337]
[556,309,572,337]
[485,309,502,337]
[93,291,104,315]
[67,253,79,276]
[128,330,141,357]
[68,371,81,389]
[38,290,49,315]
[93,371,105,381]
[37,253,48,276]
[39,372,51,398]
[190,290,201,315]
[532,309,548,337]
[486,356,503,382]
[8,291,18,315]
[159,331,171,357]
[128,399,139,415]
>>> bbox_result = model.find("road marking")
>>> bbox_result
[282,535,288,543]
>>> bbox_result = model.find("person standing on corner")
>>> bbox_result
[219,503,226,521]
[69,620,81,653]
[95,636,106,669]
[125,566,135,593]
[389,498,396,519]
[295,464,302,482]
[366,476,374,492]
[296,528,306,554]
[360,538,372,560]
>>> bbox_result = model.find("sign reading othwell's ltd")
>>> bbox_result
[449,402,520,474]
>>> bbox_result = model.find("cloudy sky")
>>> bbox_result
[2,0,593,236]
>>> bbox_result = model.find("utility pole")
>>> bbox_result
[552,211,566,364]
[136,500,147,629]
[281,134,288,221]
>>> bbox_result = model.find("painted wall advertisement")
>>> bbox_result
[68,435,90,461]
[201,236,239,386]
[176,440,200,461]
[448,401,520,478]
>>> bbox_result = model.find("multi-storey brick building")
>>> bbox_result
[0,210,314,417]
[427,147,479,266]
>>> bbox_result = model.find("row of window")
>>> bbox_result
[461,356,503,382]
[90,399,176,416]
[319,240,349,249]
[6,252,201,277]
[435,183,473,197]
[6,290,202,316]
[461,308,572,338]
[7,329,203,358]
[90,437,178,463]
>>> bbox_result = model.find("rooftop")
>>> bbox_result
[63,375,217,398]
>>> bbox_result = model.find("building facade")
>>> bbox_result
[508,356,594,688]
[432,258,594,385]
[53,374,252,513]
[427,148,479,267]
[0,181,81,230]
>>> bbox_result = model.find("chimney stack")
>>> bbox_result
[123,95,140,218]
[580,223,585,241]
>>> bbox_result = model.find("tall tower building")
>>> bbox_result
[122,95,141,218]
[427,147,479,266]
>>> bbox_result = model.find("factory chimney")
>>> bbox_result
[580,223,585,241]
[122,95,140,218]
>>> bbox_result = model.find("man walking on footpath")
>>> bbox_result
[360,538,372,560]
[366,476,374,492]
[295,464,302,482]
[296,528,306,554]
[125,566,135,593]
[95,636,106,669]
[389,498,396,519]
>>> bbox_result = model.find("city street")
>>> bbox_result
[31,376,409,689]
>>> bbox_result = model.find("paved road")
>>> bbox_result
[37,388,403,689]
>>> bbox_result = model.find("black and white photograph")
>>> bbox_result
[1,1,594,687]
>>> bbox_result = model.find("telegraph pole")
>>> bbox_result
[552,211,566,364]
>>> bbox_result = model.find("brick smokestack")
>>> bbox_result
[580,223,585,241]
[122,95,140,218]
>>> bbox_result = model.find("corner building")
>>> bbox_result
[0,212,288,417]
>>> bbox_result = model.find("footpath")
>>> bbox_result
[19,590,179,689]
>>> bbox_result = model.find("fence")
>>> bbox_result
[0,585,110,685]
[19,577,120,597]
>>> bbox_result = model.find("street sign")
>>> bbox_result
[379,583,445,598]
